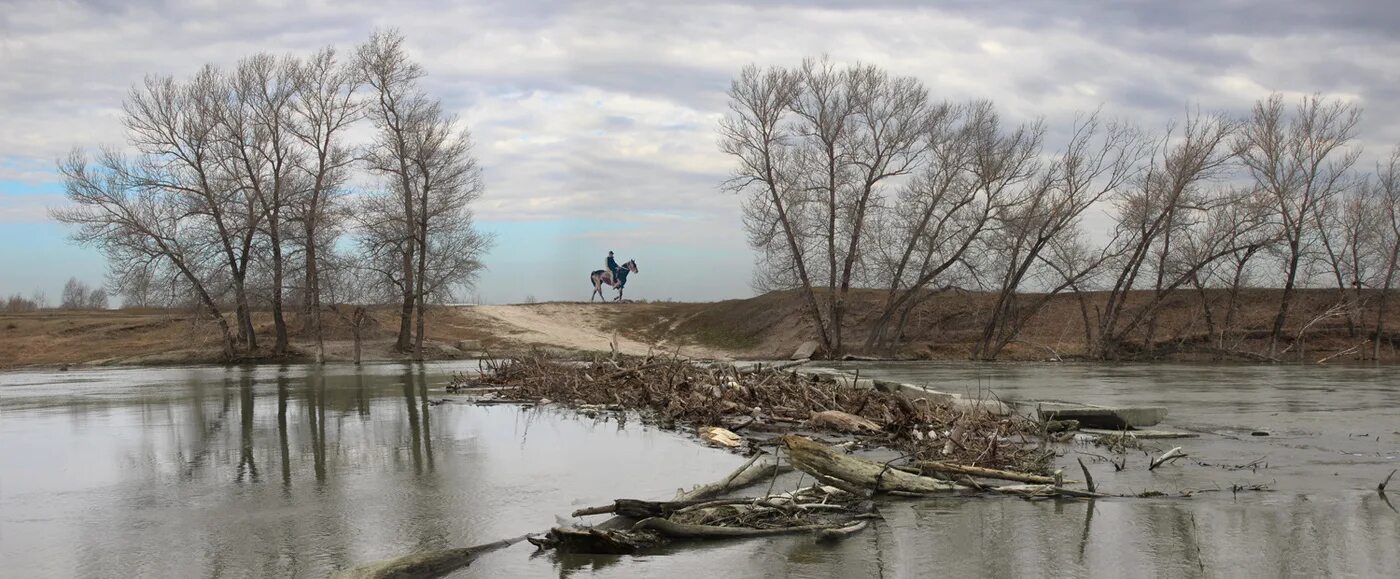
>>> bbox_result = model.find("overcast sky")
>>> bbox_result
[3,0,1400,304]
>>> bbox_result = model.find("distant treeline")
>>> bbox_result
[723,57,1400,360]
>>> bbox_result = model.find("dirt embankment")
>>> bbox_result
[3,287,1398,369]
[643,287,1400,363]
[0,302,739,369]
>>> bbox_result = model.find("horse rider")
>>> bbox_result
[606,251,622,287]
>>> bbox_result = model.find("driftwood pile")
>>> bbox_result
[458,352,1050,473]
[343,353,1261,578]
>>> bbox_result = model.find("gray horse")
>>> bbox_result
[590,259,638,302]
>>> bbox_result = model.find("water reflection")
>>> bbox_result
[1,363,1397,578]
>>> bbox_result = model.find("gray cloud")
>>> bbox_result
[3,0,1400,301]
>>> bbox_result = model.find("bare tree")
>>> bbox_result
[1372,147,1400,359]
[61,277,89,309]
[973,112,1146,360]
[722,64,825,345]
[1092,110,1258,358]
[4,294,42,312]
[358,30,490,359]
[864,101,1037,349]
[218,53,303,355]
[1315,180,1379,338]
[1235,93,1362,357]
[86,287,109,309]
[358,29,428,353]
[287,46,361,363]
[723,58,928,357]
[322,252,375,365]
[54,148,237,357]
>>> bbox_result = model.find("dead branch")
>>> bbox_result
[1077,457,1096,494]
[1149,446,1188,470]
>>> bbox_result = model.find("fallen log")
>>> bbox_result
[334,534,530,579]
[991,484,1108,499]
[633,516,852,539]
[913,460,1066,485]
[815,520,869,543]
[571,453,791,517]
[783,435,963,494]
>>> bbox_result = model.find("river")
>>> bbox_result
[1,362,1397,577]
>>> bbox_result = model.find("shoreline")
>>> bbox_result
[6,287,1400,370]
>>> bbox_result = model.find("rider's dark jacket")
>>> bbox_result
[606,255,627,288]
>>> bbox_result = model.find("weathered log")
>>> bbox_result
[577,497,760,520]
[572,453,790,518]
[633,516,846,539]
[913,460,1067,485]
[815,520,869,543]
[334,534,530,579]
[991,484,1108,499]
[782,435,963,494]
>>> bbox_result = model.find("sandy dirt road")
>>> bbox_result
[466,303,732,359]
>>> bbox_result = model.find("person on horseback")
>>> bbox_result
[606,251,622,287]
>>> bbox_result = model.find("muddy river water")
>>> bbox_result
[1,362,1397,577]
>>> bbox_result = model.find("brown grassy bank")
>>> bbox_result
[618,287,1400,363]
[3,287,1398,369]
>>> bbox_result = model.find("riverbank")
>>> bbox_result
[3,287,1398,369]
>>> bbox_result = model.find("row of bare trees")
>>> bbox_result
[60,277,108,310]
[53,30,490,362]
[722,57,1399,360]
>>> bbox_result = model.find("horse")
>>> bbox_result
[590,259,639,302]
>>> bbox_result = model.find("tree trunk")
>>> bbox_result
[396,241,415,352]
[233,272,257,352]
[352,307,366,366]
[1268,242,1303,359]
[269,238,288,355]
[413,187,428,361]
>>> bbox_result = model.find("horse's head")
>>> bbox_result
[625,259,639,273]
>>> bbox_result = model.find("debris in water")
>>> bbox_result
[699,426,743,448]
[463,352,1050,472]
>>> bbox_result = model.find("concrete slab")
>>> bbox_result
[791,341,820,361]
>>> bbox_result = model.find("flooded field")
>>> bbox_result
[2,362,1397,577]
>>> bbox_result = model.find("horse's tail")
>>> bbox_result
[590,270,604,287]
